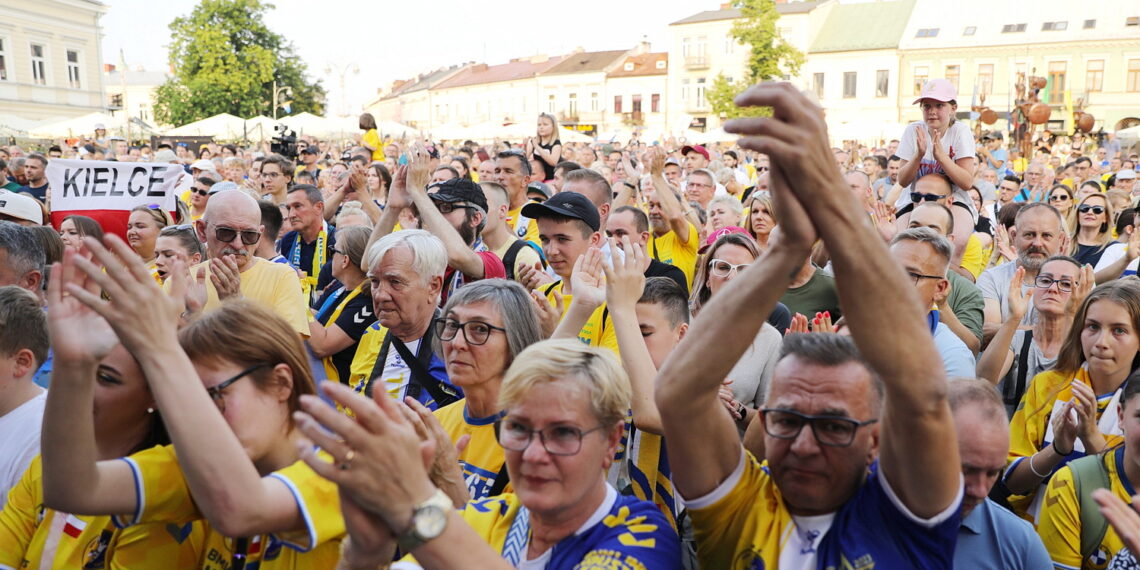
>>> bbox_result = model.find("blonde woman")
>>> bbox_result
[1069,192,1114,267]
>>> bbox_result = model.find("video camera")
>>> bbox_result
[270,124,298,161]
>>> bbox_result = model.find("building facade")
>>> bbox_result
[0,0,108,121]
[104,67,166,126]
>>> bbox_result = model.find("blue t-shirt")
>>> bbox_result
[954,498,1050,569]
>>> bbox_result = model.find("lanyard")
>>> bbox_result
[316,282,365,324]
[291,228,327,278]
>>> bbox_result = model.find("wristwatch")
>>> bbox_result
[396,488,452,553]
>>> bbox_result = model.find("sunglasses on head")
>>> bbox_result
[910,191,946,203]
[213,226,261,245]
[1078,204,1105,215]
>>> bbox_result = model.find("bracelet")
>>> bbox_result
[1027,452,1049,478]
[1052,439,1073,457]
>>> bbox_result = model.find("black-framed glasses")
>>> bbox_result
[910,191,947,203]
[1035,275,1075,292]
[214,226,261,245]
[432,201,476,215]
[906,270,943,285]
[760,408,879,447]
[435,318,506,346]
[494,418,606,456]
[709,258,751,278]
[1078,204,1105,215]
[206,363,271,413]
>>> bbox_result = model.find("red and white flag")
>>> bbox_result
[46,159,182,240]
[62,514,87,538]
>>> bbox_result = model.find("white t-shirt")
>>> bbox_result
[1094,242,1138,278]
[0,391,45,501]
[895,120,976,209]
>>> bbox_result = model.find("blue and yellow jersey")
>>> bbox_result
[1006,368,1124,518]
[0,455,203,569]
[401,486,679,569]
[346,323,454,410]
[434,402,507,501]
[1038,447,1134,569]
[113,445,343,569]
[686,452,960,569]
[623,425,678,531]
[648,222,699,288]
[960,234,986,279]
[542,282,619,356]
[506,206,541,250]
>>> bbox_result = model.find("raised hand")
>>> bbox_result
[647,146,666,176]
[530,289,563,339]
[1094,489,1140,556]
[46,247,118,365]
[786,313,810,335]
[1049,400,1079,457]
[517,261,554,290]
[930,128,947,162]
[387,164,412,210]
[1068,264,1095,317]
[569,247,606,310]
[1006,266,1032,321]
[603,236,648,311]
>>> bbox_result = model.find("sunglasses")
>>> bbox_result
[191,188,210,196]
[1078,205,1105,215]
[214,226,261,245]
[910,191,947,203]
[1049,194,1070,202]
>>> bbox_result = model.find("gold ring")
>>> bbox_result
[339,449,356,471]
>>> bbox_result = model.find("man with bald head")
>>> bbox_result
[185,190,309,335]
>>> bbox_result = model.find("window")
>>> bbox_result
[1129,59,1140,92]
[724,35,734,54]
[977,64,994,95]
[66,50,81,89]
[1001,23,1027,33]
[915,28,939,38]
[0,38,7,81]
[623,62,634,71]
[568,93,577,116]
[1086,59,1105,92]
[682,79,691,103]
[1042,21,1068,31]
[138,102,149,122]
[110,93,123,108]
[613,95,622,113]
[1084,19,1096,29]
[547,94,556,114]
[876,70,889,97]
[963,26,976,36]
[843,72,857,98]
[590,92,599,112]
[651,93,660,113]
[30,43,46,85]
[945,65,960,90]
[813,72,825,99]
[632,94,642,113]
[1047,61,1067,100]
[654,60,666,70]
[913,66,929,95]
[696,78,707,109]
[681,37,690,58]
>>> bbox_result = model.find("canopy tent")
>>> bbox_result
[0,114,46,137]
[1117,125,1140,147]
[166,114,279,141]
[29,112,125,138]
[558,127,593,143]
[428,123,476,141]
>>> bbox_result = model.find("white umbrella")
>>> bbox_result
[29,111,124,138]
[693,127,737,144]
[558,127,593,143]
[377,120,419,140]
[430,123,475,141]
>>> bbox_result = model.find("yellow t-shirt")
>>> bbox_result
[542,281,619,356]
[434,401,509,500]
[362,129,383,162]
[648,222,699,288]
[490,239,542,282]
[114,445,343,569]
[960,233,986,279]
[0,455,204,569]
[182,257,309,336]
[1037,448,1132,568]
[506,206,541,249]
[1007,368,1124,518]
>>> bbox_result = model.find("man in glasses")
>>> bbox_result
[186,190,308,336]
[1020,162,1047,199]
[977,202,1068,338]
[658,82,961,570]
[187,175,218,222]
[887,228,974,376]
[906,203,985,353]
[259,154,294,205]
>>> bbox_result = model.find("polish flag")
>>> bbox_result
[63,514,87,538]
[45,159,182,240]
[248,535,262,556]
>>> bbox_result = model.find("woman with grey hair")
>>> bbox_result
[412,278,544,505]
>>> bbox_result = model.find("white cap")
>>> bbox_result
[190,159,216,171]
[0,191,43,224]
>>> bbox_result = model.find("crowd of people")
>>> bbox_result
[3,78,1140,569]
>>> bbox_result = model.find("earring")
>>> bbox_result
[147,407,155,414]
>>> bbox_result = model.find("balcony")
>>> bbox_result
[684,56,709,70]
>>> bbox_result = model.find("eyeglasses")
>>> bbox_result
[760,408,879,447]
[1035,275,1075,292]
[1078,205,1106,215]
[910,191,947,203]
[1049,194,1070,202]
[435,318,506,346]
[906,270,943,285]
[262,171,283,179]
[191,188,210,196]
[709,258,751,277]
[213,226,261,245]
[432,201,476,215]
[206,363,270,413]
[494,418,606,456]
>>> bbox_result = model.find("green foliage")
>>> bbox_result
[729,0,805,83]
[153,0,325,127]
[706,73,771,119]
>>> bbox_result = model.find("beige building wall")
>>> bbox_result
[0,0,107,120]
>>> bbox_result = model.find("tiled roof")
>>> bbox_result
[433,56,567,90]
[607,52,669,78]
[542,50,628,75]
[809,0,915,53]
[670,1,822,25]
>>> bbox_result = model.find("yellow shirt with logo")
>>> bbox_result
[649,222,699,288]
[434,401,509,501]
[0,455,203,569]
[114,445,343,569]
[506,206,541,249]
[542,281,619,356]
[960,233,986,279]
[181,257,309,337]
[1037,448,1131,569]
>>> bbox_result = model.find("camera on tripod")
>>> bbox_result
[270,124,298,161]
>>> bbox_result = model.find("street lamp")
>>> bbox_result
[272,80,293,120]
[325,62,359,118]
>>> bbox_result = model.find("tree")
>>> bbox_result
[706,0,805,118]
[153,0,325,127]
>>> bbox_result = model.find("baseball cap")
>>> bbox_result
[153,149,178,163]
[94,123,106,130]
[190,159,217,171]
[300,146,319,156]
[521,192,600,232]
[0,191,43,225]
[1118,169,1137,180]
[664,157,681,167]
[428,177,488,212]
[913,79,957,105]
[700,226,748,253]
[527,181,552,200]
[681,145,710,161]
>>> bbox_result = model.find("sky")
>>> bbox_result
[100,0,717,116]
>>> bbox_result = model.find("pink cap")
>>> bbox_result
[700,226,749,253]
[912,79,957,105]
